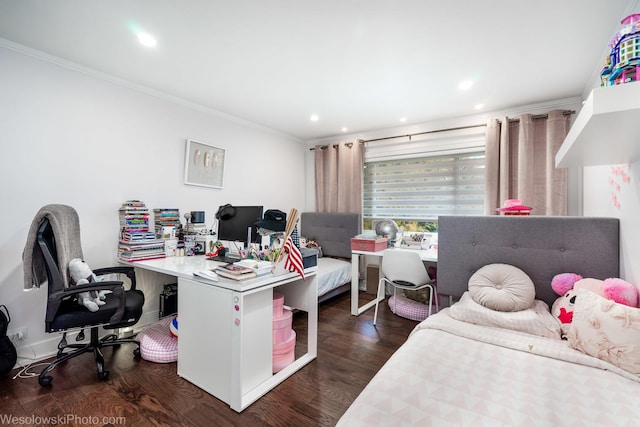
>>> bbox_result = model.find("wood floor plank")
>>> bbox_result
[0,291,419,426]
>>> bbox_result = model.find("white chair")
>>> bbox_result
[373,250,438,325]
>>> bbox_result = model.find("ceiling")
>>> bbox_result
[0,1,636,141]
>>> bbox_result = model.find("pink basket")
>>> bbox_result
[388,294,434,322]
[137,316,178,363]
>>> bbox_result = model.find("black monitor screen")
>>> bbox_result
[217,205,264,244]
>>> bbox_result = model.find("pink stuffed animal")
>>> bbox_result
[550,273,639,338]
[603,278,639,307]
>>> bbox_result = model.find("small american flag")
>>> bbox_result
[283,235,305,280]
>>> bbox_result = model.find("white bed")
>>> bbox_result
[300,212,360,302]
[338,216,640,426]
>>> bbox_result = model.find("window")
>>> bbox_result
[363,126,486,231]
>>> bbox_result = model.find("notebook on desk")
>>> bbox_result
[206,255,240,263]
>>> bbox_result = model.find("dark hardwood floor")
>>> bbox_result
[0,291,419,426]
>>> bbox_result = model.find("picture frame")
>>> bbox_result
[184,139,225,189]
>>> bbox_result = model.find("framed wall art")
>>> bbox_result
[184,139,225,189]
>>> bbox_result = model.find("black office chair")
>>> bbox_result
[35,215,145,386]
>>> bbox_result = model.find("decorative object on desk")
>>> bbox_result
[496,199,531,216]
[601,14,640,87]
[183,235,196,256]
[205,240,225,257]
[184,138,225,189]
[374,218,399,245]
[350,235,388,252]
[274,208,305,280]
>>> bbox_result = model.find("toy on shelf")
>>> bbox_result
[601,14,640,86]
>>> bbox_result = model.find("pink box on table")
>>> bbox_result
[350,237,388,252]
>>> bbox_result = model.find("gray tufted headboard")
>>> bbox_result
[437,216,620,308]
[300,212,361,259]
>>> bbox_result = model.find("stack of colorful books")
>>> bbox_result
[118,200,166,262]
[153,208,181,238]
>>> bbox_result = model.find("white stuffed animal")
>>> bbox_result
[68,258,106,312]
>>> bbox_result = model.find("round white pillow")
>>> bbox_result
[468,263,535,312]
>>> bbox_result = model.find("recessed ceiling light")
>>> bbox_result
[137,32,157,47]
[458,80,473,90]
[400,117,407,123]
[474,103,485,110]
[310,114,319,122]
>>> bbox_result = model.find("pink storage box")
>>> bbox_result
[350,237,387,252]
[273,329,296,373]
[273,309,293,344]
[273,292,284,318]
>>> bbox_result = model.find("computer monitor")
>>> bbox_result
[216,205,264,246]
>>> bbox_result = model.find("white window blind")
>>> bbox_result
[363,126,486,222]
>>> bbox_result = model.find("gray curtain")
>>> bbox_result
[314,141,364,214]
[484,110,570,216]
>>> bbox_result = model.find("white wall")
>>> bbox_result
[584,162,640,283]
[0,46,307,361]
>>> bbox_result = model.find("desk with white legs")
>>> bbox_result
[126,256,317,412]
[351,248,437,316]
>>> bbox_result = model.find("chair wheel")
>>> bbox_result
[98,370,110,381]
[133,348,141,358]
[39,376,53,387]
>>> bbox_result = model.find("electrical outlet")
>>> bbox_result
[7,327,27,341]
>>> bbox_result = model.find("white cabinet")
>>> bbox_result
[176,272,318,412]
[555,83,640,168]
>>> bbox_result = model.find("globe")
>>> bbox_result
[375,219,399,241]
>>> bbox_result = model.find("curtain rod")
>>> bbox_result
[309,110,575,150]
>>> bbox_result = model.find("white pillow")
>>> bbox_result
[567,289,640,376]
[450,292,561,339]
[468,263,535,312]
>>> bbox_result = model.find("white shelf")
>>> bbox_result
[555,83,640,168]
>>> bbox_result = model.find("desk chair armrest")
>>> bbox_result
[46,281,126,324]
[92,266,137,290]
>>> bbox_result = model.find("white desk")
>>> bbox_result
[351,248,437,316]
[127,256,318,412]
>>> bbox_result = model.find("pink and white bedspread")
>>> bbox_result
[337,308,640,427]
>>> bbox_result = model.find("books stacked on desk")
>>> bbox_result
[235,259,273,277]
[215,263,258,281]
[153,208,181,238]
[118,239,167,262]
[119,200,150,233]
[118,200,166,262]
